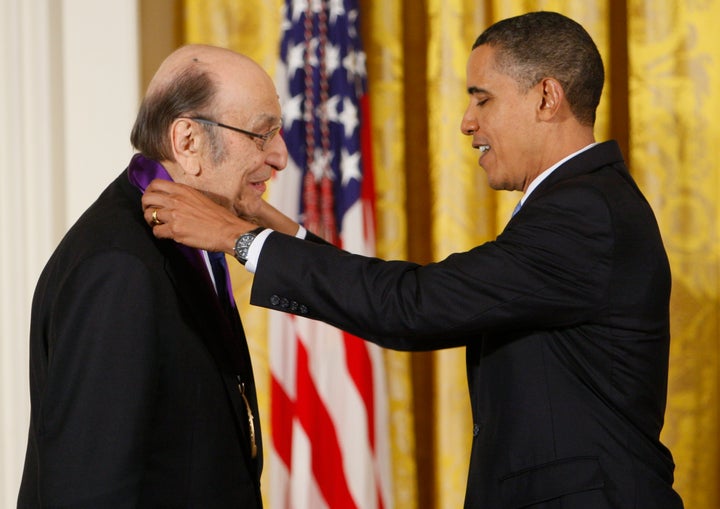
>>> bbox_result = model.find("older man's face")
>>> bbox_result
[194,55,288,216]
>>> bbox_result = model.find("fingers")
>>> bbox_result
[142,179,176,212]
[139,178,255,251]
[145,178,185,194]
[144,205,165,232]
[141,180,189,230]
[141,179,175,230]
[142,205,180,242]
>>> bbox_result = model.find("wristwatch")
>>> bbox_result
[233,227,266,265]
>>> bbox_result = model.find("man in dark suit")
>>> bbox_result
[141,12,684,509]
[18,44,288,507]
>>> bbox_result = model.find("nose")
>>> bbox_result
[460,104,478,136]
[266,132,289,171]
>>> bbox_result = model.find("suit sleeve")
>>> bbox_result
[251,184,613,350]
[35,250,159,507]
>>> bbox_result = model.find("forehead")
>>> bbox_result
[466,44,520,95]
[466,45,499,86]
[216,59,282,124]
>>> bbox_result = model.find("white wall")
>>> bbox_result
[0,1,139,505]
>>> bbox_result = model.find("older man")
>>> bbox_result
[18,45,287,507]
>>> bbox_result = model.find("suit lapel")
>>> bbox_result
[118,169,263,473]
[157,234,263,474]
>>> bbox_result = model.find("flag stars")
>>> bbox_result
[326,95,342,123]
[328,0,346,25]
[287,39,341,82]
[281,4,291,32]
[338,96,359,138]
[279,0,369,217]
[343,50,367,81]
[325,95,358,138]
[324,43,341,77]
[290,0,328,22]
[283,93,304,130]
[340,147,362,186]
[290,0,308,21]
[347,8,359,38]
[309,148,334,181]
[286,41,306,79]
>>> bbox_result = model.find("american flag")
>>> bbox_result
[268,1,392,509]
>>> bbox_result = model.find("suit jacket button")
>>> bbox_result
[270,295,280,306]
[290,300,298,311]
[472,423,480,437]
[299,305,308,314]
[280,297,289,309]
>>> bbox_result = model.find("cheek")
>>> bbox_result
[233,172,252,195]
[234,165,262,193]
[495,110,532,152]
[229,156,257,183]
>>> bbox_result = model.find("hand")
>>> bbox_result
[142,179,255,254]
[242,199,302,237]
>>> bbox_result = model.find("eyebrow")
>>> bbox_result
[467,86,490,95]
[252,113,282,128]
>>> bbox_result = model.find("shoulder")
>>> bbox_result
[39,175,165,288]
[517,177,613,237]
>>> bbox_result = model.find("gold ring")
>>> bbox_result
[151,208,161,226]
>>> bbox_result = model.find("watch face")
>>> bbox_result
[234,228,265,264]
[234,232,257,263]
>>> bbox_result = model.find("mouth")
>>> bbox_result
[477,144,491,153]
[250,179,268,194]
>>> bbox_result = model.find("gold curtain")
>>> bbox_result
[179,0,718,507]
[628,1,720,508]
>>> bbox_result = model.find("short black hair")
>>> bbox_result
[473,11,604,126]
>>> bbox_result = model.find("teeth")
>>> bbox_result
[479,145,491,153]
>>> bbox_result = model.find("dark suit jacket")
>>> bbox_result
[19,171,263,508]
[250,141,683,508]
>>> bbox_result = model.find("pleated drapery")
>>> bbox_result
[628,2,720,508]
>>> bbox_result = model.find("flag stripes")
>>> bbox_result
[268,1,392,508]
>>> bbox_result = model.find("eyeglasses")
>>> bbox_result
[183,117,281,151]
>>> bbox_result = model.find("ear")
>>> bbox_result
[170,118,202,176]
[537,77,565,120]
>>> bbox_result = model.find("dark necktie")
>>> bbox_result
[206,251,257,457]
[208,251,232,312]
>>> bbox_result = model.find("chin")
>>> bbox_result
[486,173,515,192]
[234,197,260,217]
[486,176,505,191]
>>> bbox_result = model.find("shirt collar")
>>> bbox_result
[127,153,226,295]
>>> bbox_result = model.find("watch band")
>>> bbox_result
[233,227,266,265]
